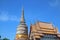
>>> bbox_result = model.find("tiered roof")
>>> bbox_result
[30,21,60,38]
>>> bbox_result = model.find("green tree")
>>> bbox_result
[0,36,2,40]
[3,38,9,40]
[0,36,1,39]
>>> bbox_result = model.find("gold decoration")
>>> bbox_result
[16,34,28,39]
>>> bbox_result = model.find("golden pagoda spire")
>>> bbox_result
[20,7,25,23]
[15,7,28,40]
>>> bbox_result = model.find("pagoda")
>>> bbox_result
[15,8,28,40]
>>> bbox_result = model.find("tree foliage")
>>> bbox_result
[3,38,9,40]
[0,36,1,38]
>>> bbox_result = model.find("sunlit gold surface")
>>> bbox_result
[16,34,28,39]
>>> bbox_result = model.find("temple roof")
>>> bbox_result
[30,21,60,38]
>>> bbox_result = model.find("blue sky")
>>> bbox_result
[0,0,60,40]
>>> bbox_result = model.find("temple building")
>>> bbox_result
[15,8,60,40]
[29,21,60,40]
[15,8,28,40]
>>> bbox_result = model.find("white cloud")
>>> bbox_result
[49,0,60,7]
[0,11,20,22]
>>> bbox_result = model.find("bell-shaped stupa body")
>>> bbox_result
[15,8,28,40]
